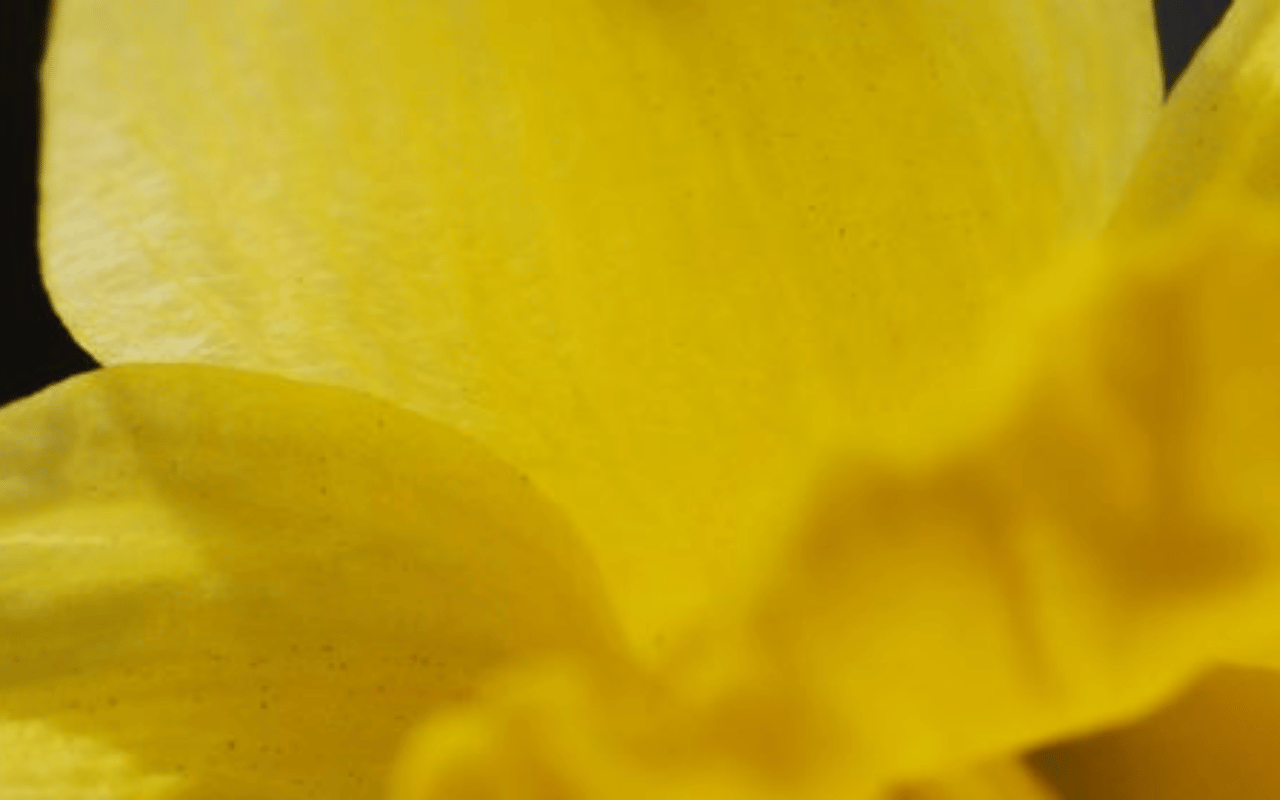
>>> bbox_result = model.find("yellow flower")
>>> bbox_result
[5,1,1280,797]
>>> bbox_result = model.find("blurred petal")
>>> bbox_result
[1032,667,1280,800]
[389,197,1280,798]
[1115,0,1280,229]
[0,365,618,799]
[733,200,1280,784]
[41,0,1161,648]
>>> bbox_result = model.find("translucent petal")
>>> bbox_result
[0,365,618,799]
[40,0,1161,650]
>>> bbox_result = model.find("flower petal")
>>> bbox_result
[0,365,619,798]
[1115,0,1280,230]
[389,200,1280,799]
[41,0,1161,649]
[1032,667,1280,800]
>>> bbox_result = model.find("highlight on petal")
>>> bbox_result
[1032,666,1280,800]
[0,365,619,798]
[1115,0,1280,229]
[41,0,1162,654]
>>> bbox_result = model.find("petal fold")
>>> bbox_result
[0,365,618,798]
[42,0,1161,651]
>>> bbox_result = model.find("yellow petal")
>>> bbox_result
[0,365,619,799]
[1115,0,1280,230]
[41,0,1161,650]
[729,200,1280,785]
[1032,667,1280,800]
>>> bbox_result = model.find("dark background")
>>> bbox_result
[0,0,1236,407]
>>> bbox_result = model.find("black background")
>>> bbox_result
[0,0,1237,407]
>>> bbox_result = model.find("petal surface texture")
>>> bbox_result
[41,0,1161,649]
[0,365,618,799]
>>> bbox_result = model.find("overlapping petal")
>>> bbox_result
[1115,0,1280,230]
[0,365,619,798]
[34,2,1280,798]
[1012,4,1280,790]
[40,0,1162,650]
